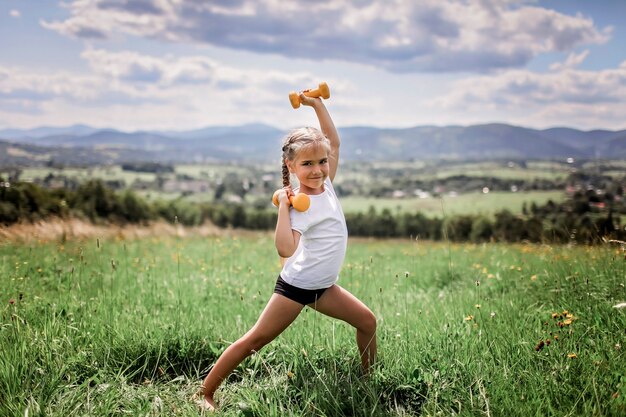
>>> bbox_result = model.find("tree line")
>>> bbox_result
[1,177,623,244]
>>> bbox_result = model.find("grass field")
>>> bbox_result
[340,190,565,218]
[16,166,160,184]
[346,160,575,182]
[2,233,625,416]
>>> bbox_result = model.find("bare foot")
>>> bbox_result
[195,397,216,413]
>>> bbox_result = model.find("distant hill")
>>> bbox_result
[0,124,100,140]
[1,123,625,166]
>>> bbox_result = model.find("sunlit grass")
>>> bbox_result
[1,235,625,416]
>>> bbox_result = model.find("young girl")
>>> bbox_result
[198,93,377,411]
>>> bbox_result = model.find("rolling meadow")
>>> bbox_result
[4,2,626,416]
[2,231,625,416]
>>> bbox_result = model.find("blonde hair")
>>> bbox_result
[281,127,331,187]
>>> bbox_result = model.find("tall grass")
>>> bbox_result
[1,234,625,416]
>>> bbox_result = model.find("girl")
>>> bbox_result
[199,93,377,411]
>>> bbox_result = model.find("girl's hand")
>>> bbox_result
[299,92,321,108]
[277,186,294,206]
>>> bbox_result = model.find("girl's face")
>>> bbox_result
[288,144,329,194]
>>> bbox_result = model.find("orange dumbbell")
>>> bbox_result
[272,190,310,212]
[289,82,330,109]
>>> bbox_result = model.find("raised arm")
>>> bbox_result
[299,94,340,182]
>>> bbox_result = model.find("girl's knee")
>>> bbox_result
[238,333,270,354]
[359,309,377,334]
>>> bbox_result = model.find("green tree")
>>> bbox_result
[470,216,493,243]
[230,205,247,228]
[120,190,153,224]
[444,215,474,241]
[493,210,525,242]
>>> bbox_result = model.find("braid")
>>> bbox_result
[281,157,290,187]
[281,134,298,187]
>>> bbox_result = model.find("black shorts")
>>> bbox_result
[274,276,330,306]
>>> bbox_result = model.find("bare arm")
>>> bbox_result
[300,95,340,182]
[274,190,301,258]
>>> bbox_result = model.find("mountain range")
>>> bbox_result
[1,123,625,166]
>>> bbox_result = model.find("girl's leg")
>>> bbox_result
[201,294,304,409]
[309,285,377,371]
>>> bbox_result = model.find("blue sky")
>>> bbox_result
[1,0,625,131]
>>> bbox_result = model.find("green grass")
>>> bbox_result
[175,163,273,179]
[1,235,625,416]
[340,190,565,217]
[7,163,271,187]
[355,160,573,181]
[420,162,570,181]
[15,166,159,185]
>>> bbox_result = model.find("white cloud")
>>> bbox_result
[0,48,326,103]
[0,66,104,102]
[434,62,626,128]
[41,0,611,73]
[549,50,590,71]
[78,48,326,93]
[0,49,354,130]
[81,49,213,85]
[5,45,623,131]
[10,9,21,18]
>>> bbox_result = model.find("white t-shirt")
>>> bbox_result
[280,178,348,290]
